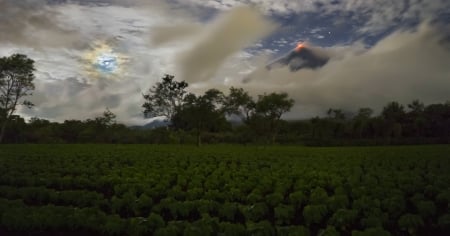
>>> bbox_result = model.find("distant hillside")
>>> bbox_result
[130,119,169,130]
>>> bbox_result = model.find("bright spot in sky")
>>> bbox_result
[83,41,129,79]
[96,53,118,73]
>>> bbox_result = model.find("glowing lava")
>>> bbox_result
[295,42,305,52]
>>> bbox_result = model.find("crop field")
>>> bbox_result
[0,145,449,236]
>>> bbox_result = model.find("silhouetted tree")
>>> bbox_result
[252,92,294,143]
[142,74,188,122]
[353,108,373,138]
[2,115,26,143]
[95,108,117,127]
[172,89,228,146]
[0,54,35,143]
[327,109,346,121]
[408,100,425,115]
[423,103,450,138]
[223,87,255,123]
[326,108,349,138]
[382,101,406,123]
[405,100,426,137]
[382,101,406,138]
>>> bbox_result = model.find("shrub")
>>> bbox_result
[398,214,424,233]
[438,214,450,229]
[274,204,295,225]
[303,204,328,225]
[246,220,275,236]
[219,202,238,221]
[288,191,306,207]
[241,203,269,222]
[351,227,391,236]
[382,196,405,218]
[276,225,309,236]
[153,224,179,236]
[318,226,340,236]
[147,213,165,232]
[416,200,436,218]
[127,217,150,236]
[329,209,358,229]
[328,194,349,212]
[361,215,384,228]
[246,189,264,204]
[266,192,284,207]
[101,214,125,236]
[310,187,328,204]
[186,187,203,201]
[135,193,153,216]
[219,222,246,236]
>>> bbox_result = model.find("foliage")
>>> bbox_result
[142,74,188,121]
[0,145,449,235]
[0,54,35,143]
[2,97,450,145]
[172,89,229,146]
[223,87,255,123]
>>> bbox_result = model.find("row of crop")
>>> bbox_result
[2,184,450,235]
[3,197,449,236]
[1,171,449,228]
[0,197,393,236]
[0,163,446,200]
[0,186,107,209]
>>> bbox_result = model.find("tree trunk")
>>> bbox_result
[196,129,202,147]
[0,119,8,143]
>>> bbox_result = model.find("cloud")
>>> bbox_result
[0,0,81,48]
[150,24,203,46]
[4,1,184,125]
[5,0,449,125]
[20,76,147,125]
[233,23,450,117]
[178,6,276,83]
[172,0,317,14]
[173,0,450,35]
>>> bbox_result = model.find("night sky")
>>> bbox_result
[1,0,449,124]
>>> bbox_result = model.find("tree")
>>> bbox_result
[223,87,255,123]
[172,89,228,146]
[381,102,406,138]
[95,108,117,127]
[326,108,349,138]
[327,108,346,121]
[407,100,424,115]
[251,92,294,143]
[80,109,119,143]
[355,108,373,120]
[405,100,425,137]
[423,103,450,137]
[382,101,405,123]
[142,74,188,122]
[0,54,35,143]
[353,108,374,138]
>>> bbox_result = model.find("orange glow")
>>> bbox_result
[295,42,305,52]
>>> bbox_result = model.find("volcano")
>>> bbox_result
[266,43,329,71]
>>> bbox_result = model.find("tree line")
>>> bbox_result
[1,54,449,145]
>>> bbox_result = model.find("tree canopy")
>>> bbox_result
[0,54,35,143]
[142,74,188,122]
